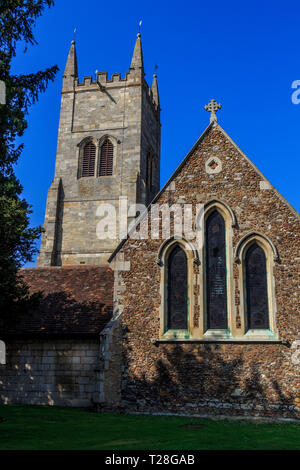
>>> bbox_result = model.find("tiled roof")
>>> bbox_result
[0,266,114,337]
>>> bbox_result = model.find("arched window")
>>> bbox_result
[205,210,228,329]
[99,139,114,176]
[167,245,188,330]
[245,243,269,330]
[81,141,96,177]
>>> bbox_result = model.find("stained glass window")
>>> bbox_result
[245,243,269,330]
[167,245,188,330]
[205,211,228,329]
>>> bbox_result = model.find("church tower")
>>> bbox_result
[37,33,161,266]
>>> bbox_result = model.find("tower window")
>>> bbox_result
[146,151,155,190]
[81,141,96,177]
[99,139,114,176]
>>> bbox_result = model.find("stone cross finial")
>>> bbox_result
[204,99,222,123]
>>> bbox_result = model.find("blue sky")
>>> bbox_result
[11,0,300,265]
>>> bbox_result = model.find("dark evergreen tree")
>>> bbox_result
[0,1,58,314]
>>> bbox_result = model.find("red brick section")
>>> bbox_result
[116,124,300,419]
[0,266,113,337]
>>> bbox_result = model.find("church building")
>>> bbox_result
[0,33,299,419]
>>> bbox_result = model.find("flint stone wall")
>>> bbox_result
[115,124,300,419]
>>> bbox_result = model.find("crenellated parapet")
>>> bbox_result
[69,71,160,116]
[62,31,160,116]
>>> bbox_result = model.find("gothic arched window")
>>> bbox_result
[99,139,114,176]
[245,243,269,330]
[81,141,96,177]
[205,210,228,329]
[167,245,188,330]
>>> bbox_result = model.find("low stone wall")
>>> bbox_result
[0,339,99,407]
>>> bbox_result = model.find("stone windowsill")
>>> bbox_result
[152,330,284,345]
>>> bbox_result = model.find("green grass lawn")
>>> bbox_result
[0,405,299,450]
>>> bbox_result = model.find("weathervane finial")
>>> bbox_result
[204,99,222,123]
[72,28,77,44]
[138,20,142,37]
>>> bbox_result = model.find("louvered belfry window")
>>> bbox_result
[81,141,96,177]
[167,245,188,330]
[245,243,269,330]
[205,210,228,329]
[99,139,114,176]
